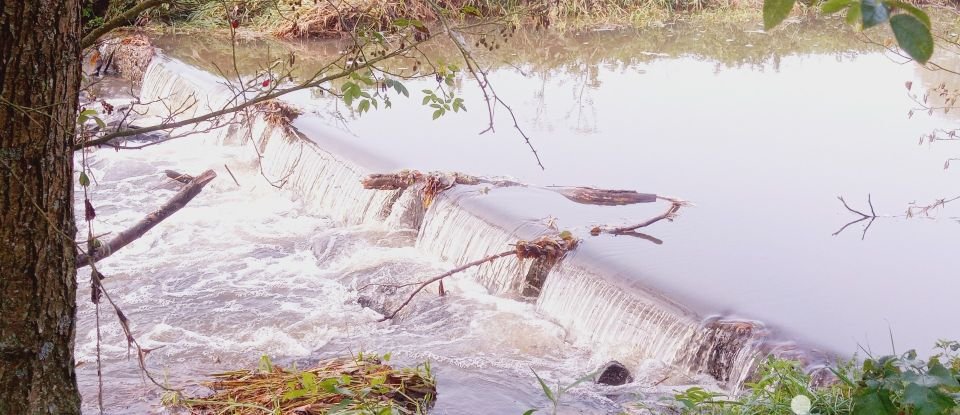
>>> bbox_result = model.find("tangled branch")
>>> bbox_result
[377,234,578,321]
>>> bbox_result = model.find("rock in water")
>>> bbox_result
[596,361,633,386]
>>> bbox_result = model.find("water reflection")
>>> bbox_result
[150,15,960,376]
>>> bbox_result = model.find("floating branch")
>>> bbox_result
[906,194,960,218]
[77,170,217,267]
[362,170,658,206]
[590,197,689,236]
[833,194,878,240]
[378,234,579,321]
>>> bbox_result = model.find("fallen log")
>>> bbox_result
[550,186,656,206]
[361,170,657,206]
[77,169,217,267]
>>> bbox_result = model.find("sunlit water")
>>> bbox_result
[76,16,960,413]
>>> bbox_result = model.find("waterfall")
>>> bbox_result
[536,260,767,389]
[133,53,793,392]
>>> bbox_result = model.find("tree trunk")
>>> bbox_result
[0,1,84,414]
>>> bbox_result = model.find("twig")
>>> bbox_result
[592,197,688,235]
[833,194,879,240]
[838,195,872,218]
[223,164,241,187]
[81,0,170,49]
[378,250,516,321]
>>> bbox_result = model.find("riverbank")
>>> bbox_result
[111,0,775,36]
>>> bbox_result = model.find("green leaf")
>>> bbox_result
[79,171,90,187]
[281,388,307,401]
[890,14,934,63]
[258,355,273,373]
[432,108,443,120]
[301,371,317,392]
[358,99,370,114]
[821,0,853,14]
[461,5,481,16]
[392,82,409,97]
[763,0,797,30]
[383,352,391,361]
[846,1,862,24]
[320,378,339,393]
[530,368,556,404]
[903,383,957,415]
[853,389,897,415]
[884,0,930,27]
[522,410,537,415]
[93,116,106,129]
[928,358,960,387]
[861,0,890,29]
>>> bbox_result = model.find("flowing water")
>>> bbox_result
[76,16,960,414]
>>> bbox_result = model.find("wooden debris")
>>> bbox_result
[362,170,658,207]
[254,99,302,128]
[76,170,217,267]
[590,197,688,236]
[164,169,193,184]
[378,233,578,321]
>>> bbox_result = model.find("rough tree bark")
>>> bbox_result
[0,0,84,414]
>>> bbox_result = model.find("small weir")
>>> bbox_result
[77,22,960,413]
[135,54,783,390]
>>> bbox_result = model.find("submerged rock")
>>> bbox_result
[596,361,633,386]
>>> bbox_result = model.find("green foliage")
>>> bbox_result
[528,368,598,415]
[890,14,933,64]
[767,0,935,63]
[166,352,436,415]
[763,0,797,30]
[670,341,960,415]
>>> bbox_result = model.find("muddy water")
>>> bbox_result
[77,17,960,413]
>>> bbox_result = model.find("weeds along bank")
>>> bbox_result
[92,0,768,35]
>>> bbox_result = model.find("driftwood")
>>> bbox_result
[361,170,657,206]
[77,170,217,267]
[164,170,194,184]
[377,234,578,321]
[591,197,688,236]
[832,195,879,240]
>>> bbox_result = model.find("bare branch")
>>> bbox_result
[81,0,170,49]
[378,250,516,321]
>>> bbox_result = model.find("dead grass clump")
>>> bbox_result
[96,33,156,86]
[273,0,436,38]
[254,99,303,127]
[165,355,436,415]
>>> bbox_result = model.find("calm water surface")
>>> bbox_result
[78,17,960,413]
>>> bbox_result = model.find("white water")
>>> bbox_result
[74,57,722,414]
[76,19,960,409]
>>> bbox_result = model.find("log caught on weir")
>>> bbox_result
[77,169,217,267]
[361,171,657,206]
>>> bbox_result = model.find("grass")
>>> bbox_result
[130,0,769,35]
[162,353,436,415]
